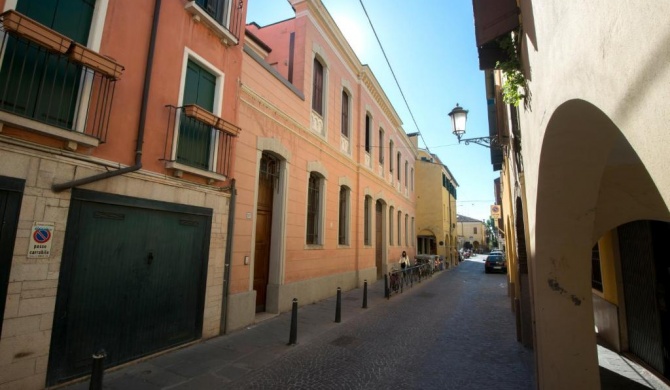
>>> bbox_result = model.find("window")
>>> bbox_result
[389,206,394,245]
[338,186,350,245]
[404,161,408,188]
[0,0,95,128]
[411,217,415,247]
[307,172,323,245]
[389,140,394,173]
[474,227,478,234]
[177,59,217,170]
[379,128,384,164]
[405,214,409,246]
[341,91,350,137]
[195,0,231,27]
[397,152,401,181]
[364,115,371,153]
[364,196,372,245]
[312,58,324,115]
[397,211,401,246]
[411,168,414,191]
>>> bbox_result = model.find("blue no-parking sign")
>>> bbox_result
[28,222,55,258]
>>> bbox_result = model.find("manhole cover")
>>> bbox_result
[330,335,357,347]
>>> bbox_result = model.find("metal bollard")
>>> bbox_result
[335,287,342,323]
[288,298,298,345]
[89,349,106,390]
[362,280,368,309]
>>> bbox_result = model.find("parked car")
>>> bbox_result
[484,254,507,273]
[490,250,505,259]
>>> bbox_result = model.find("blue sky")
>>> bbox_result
[246,0,498,222]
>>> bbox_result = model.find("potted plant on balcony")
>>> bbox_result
[1,10,72,54]
[183,104,219,127]
[69,43,124,80]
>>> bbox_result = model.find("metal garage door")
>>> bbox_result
[47,189,212,385]
[0,176,24,339]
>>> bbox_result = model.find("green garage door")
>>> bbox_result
[47,190,212,386]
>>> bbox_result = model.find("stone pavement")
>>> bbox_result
[60,256,670,389]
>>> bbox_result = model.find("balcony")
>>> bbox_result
[185,0,245,46]
[163,104,240,182]
[0,11,123,146]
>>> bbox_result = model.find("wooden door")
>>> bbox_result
[375,201,383,279]
[254,154,276,312]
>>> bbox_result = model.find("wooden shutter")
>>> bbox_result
[312,59,323,115]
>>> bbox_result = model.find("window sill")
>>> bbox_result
[304,244,324,250]
[337,244,350,249]
[184,2,239,46]
[0,111,100,149]
[166,161,227,183]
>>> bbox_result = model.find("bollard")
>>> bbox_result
[335,287,342,323]
[384,274,389,299]
[288,298,298,345]
[362,280,368,309]
[89,349,106,390]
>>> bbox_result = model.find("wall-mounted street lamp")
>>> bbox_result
[448,103,501,149]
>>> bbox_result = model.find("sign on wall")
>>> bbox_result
[27,222,55,259]
[491,205,501,219]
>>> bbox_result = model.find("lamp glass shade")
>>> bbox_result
[448,104,468,136]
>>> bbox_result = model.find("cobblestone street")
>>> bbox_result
[225,258,534,390]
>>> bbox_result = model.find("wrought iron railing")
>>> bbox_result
[163,105,239,179]
[0,15,119,142]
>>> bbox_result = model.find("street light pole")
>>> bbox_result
[448,103,502,149]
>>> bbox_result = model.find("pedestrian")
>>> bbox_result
[399,251,410,270]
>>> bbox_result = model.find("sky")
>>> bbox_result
[246,0,498,222]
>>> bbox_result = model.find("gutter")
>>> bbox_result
[52,0,162,192]
[221,179,236,334]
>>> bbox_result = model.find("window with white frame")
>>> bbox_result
[396,152,401,181]
[389,140,394,174]
[341,90,350,138]
[379,128,384,165]
[312,58,325,116]
[389,206,394,245]
[194,0,232,28]
[404,161,408,189]
[338,186,350,245]
[364,195,372,246]
[307,172,324,245]
[397,210,401,246]
[405,214,409,246]
[365,114,371,154]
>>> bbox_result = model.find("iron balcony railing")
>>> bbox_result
[164,105,239,179]
[0,12,122,142]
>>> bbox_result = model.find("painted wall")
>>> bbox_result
[229,0,417,329]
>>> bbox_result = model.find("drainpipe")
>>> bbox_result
[221,179,236,334]
[52,0,162,192]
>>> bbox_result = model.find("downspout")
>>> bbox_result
[221,179,236,334]
[52,0,162,192]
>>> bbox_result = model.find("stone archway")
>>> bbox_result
[532,99,670,387]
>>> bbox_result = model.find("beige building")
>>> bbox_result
[471,0,670,388]
[456,215,485,251]
[411,145,458,266]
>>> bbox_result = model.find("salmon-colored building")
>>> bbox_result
[0,0,246,387]
[228,0,418,328]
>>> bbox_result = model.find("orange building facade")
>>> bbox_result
[227,0,417,328]
[0,0,246,387]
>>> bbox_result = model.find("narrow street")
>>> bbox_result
[66,256,535,389]
[226,257,534,390]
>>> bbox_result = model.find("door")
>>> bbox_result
[375,200,383,279]
[0,177,24,339]
[47,190,212,385]
[254,154,277,312]
[0,0,94,127]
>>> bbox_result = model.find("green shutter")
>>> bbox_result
[178,61,216,170]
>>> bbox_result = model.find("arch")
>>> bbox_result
[533,99,670,387]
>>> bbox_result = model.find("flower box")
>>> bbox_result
[69,43,124,80]
[183,104,219,127]
[1,10,72,54]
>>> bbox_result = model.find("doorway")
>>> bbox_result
[254,153,278,312]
